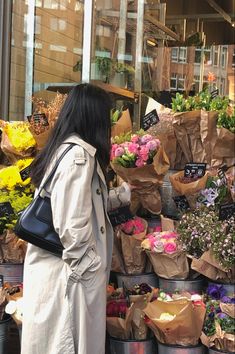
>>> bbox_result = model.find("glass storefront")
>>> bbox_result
[4,0,235,122]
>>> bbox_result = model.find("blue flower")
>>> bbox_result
[207,284,227,300]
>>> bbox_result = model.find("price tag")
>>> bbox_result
[211,89,219,99]
[219,203,235,221]
[20,164,32,181]
[141,109,159,131]
[27,113,49,126]
[0,202,14,217]
[184,163,207,178]
[173,196,190,211]
[108,205,133,227]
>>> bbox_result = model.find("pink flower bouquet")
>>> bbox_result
[141,231,189,279]
[111,131,170,214]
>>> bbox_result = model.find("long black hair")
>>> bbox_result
[31,83,112,187]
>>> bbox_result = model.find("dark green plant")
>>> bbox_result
[217,110,235,133]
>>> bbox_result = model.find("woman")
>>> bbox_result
[21,84,123,354]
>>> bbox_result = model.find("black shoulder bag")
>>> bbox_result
[14,144,75,257]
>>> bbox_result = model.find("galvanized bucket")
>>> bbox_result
[159,276,205,293]
[208,281,235,297]
[159,170,179,219]
[158,342,206,354]
[0,315,11,354]
[110,337,157,354]
[0,263,23,285]
[116,272,159,289]
[209,347,235,353]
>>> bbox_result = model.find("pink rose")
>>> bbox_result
[146,140,158,151]
[114,147,125,157]
[135,158,144,167]
[139,146,149,161]
[128,143,139,154]
[131,134,139,144]
[154,226,162,232]
[153,240,164,253]
[164,242,177,254]
[140,134,152,144]
[110,144,118,159]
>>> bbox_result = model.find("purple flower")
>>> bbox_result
[207,284,227,300]
[217,312,228,319]
[221,296,232,304]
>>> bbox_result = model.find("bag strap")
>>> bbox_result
[38,143,76,195]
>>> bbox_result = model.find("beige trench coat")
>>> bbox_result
[21,135,114,354]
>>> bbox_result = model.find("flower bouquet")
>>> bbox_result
[106,283,155,340]
[111,108,132,138]
[201,284,235,352]
[29,93,67,149]
[0,121,36,163]
[141,230,189,279]
[211,109,235,167]
[117,217,148,274]
[111,131,170,214]
[0,159,34,262]
[143,296,206,346]
[169,170,209,198]
[177,207,235,283]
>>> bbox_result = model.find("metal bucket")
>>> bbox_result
[110,337,157,354]
[158,342,206,354]
[209,347,235,353]
[159,170,179,219]
[0,315,11,354]
[0,263,23,285]
[208,281,235,297]
[159,276,205,293]
[116,272,159,288]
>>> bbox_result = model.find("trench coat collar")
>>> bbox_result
[63,135,96,157]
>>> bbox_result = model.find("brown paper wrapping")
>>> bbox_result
[1,131,35,163]
[160,215,175,231]
[0,230,27,263]
[112,146,169,213]
[220,303,235,319]
[201,322,235,352]
[173,110,206,163]
[144,299,206,345]
[120,230,147,274]
[200,110,218,166]
[169,170,209,195]
[131,293,153,340]
[111,109,132,138]
[191,250,234,283]
[111,230,125,273]
[146,250,189,279]
[211,127,235,167]
[154,133,177,170]
[130,186,162,214]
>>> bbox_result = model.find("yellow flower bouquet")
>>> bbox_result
[0,121,36,163]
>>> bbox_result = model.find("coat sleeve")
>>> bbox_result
[107,182,131,211]
[50,149,100,280]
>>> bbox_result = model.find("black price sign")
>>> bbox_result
[211,89,219,99]
[27,113,49,126]
[108,205,133,227]
[173,196,190,211]
[20,164,32,181]
[219,203,235,221]
[141,109,159,131]
[0,202,14,217]
[184,163,207,178]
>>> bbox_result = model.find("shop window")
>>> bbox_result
[171,48,178,62]
[220,78,226,95]
[204,47,212,65]
[170,73,177,90]
[221,46,228,68]
[50,18,67,31]
[194,75,200,92]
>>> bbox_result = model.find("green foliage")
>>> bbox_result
[217,109,235,133]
